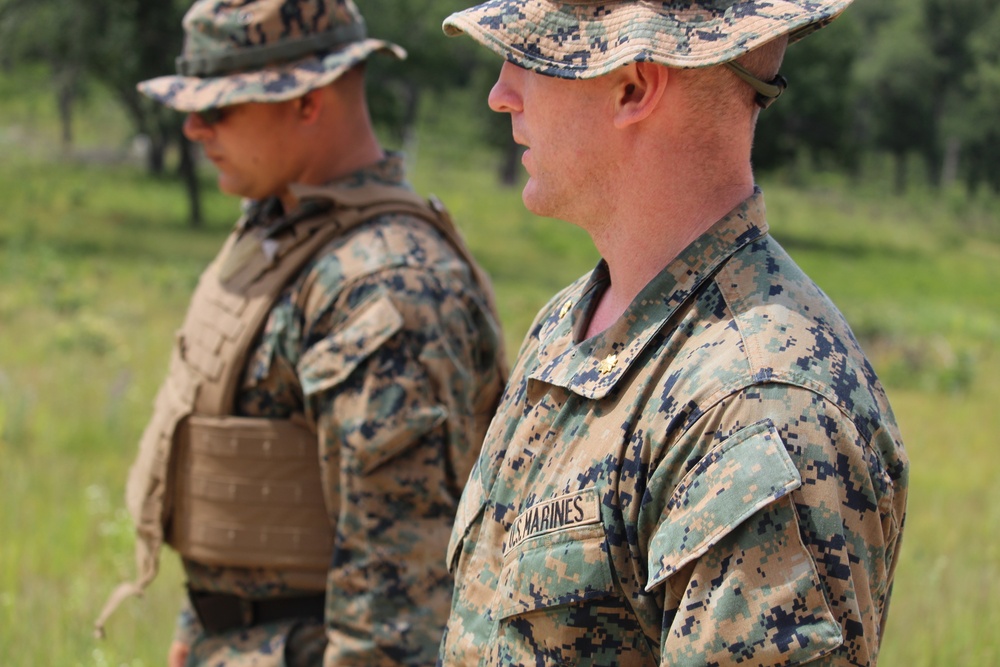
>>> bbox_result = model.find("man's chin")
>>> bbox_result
[217,177,253,200]
[521,181,552,218]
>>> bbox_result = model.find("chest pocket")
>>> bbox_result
[495,521,612,617]
[298,293,403,397]
[489,488,654,666]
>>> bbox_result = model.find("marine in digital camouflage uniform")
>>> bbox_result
[95,1,506,665]
[439,2,908,665]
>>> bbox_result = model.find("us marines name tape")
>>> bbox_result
[504,489,600,555]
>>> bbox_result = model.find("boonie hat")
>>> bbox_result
[139,0,405,112]
[443,0,853,80]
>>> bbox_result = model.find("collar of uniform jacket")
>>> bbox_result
[528,189,769,400]
[285,150,410,204]
[236,151,409,237]
[239,150,411,231]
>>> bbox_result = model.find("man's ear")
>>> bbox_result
[613,62,668,129]
[297,88,324,124]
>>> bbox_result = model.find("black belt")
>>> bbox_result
[188,588,325,635]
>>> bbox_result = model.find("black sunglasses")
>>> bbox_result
[195,106,230,126]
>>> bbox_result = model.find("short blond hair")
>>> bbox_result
[677,36,789,123]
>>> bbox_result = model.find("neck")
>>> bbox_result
[280,105,385,212]
[582,140,754,338]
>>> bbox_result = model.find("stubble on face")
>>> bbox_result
[196,101,303,203]
[505,70,615,227]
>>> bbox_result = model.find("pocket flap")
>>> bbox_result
[298,294,403,396]
[495,490,614,619]
[646,420,801,591]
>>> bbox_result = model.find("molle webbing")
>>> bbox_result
[97,182,481,637]
[172,415,332,575]
[194,183,504,417]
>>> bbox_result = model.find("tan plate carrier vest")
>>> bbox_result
[95,182,501,636]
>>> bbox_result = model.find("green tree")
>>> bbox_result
[0,0,203,225]
[952,5,1000,192]
[0,0,93,151]
[852,1,940,193]
[362,0,484,146]
[361,0,519,183]
[86,0,203,225]
[848,0,996,193]
[922,0,996,189]
[754,11,865,175]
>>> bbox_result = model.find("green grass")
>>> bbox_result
[2,66,1000,665]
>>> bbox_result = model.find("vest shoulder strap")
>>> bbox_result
[195,181,478,416]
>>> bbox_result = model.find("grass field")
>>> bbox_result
[2,70,999,665]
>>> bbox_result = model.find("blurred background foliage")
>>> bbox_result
[1,1,1000,665]
[755,0,1000,194]
[4,0,997,222]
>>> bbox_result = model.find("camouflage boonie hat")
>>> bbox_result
[139,0,405,112]
[443,0,853,79]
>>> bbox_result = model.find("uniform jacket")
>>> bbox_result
[440,190,908,667]
[136,154,506,665]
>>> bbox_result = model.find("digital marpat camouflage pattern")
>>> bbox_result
[139,0,404,112]
[177,154,507,665]
[443,0,852,78]
[440,191,908,666]
[184,618,324,667]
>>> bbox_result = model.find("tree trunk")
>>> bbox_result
[940,136,960,189]
[55,66,78,153]
[178,133,203,228]
[115,89,167,176]
[147,134,167,175]
[893,151,907,195]
[499,132,521,187]
[56,86,74,152]
[401,80,421,156]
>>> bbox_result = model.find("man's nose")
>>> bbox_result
[488,61,524,114]
[182,112,211,142]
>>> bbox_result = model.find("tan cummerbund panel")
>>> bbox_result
[170,415,334,576]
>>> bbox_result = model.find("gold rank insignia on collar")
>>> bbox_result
[559,300,573,319]
[598,353,618,375]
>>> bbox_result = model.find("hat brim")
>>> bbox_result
[443,0,851,79]
[138,39,405,112]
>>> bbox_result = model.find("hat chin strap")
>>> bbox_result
[725,61,787,109]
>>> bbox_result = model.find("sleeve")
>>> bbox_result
[297,265,499,666]
[645,384,906,667]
